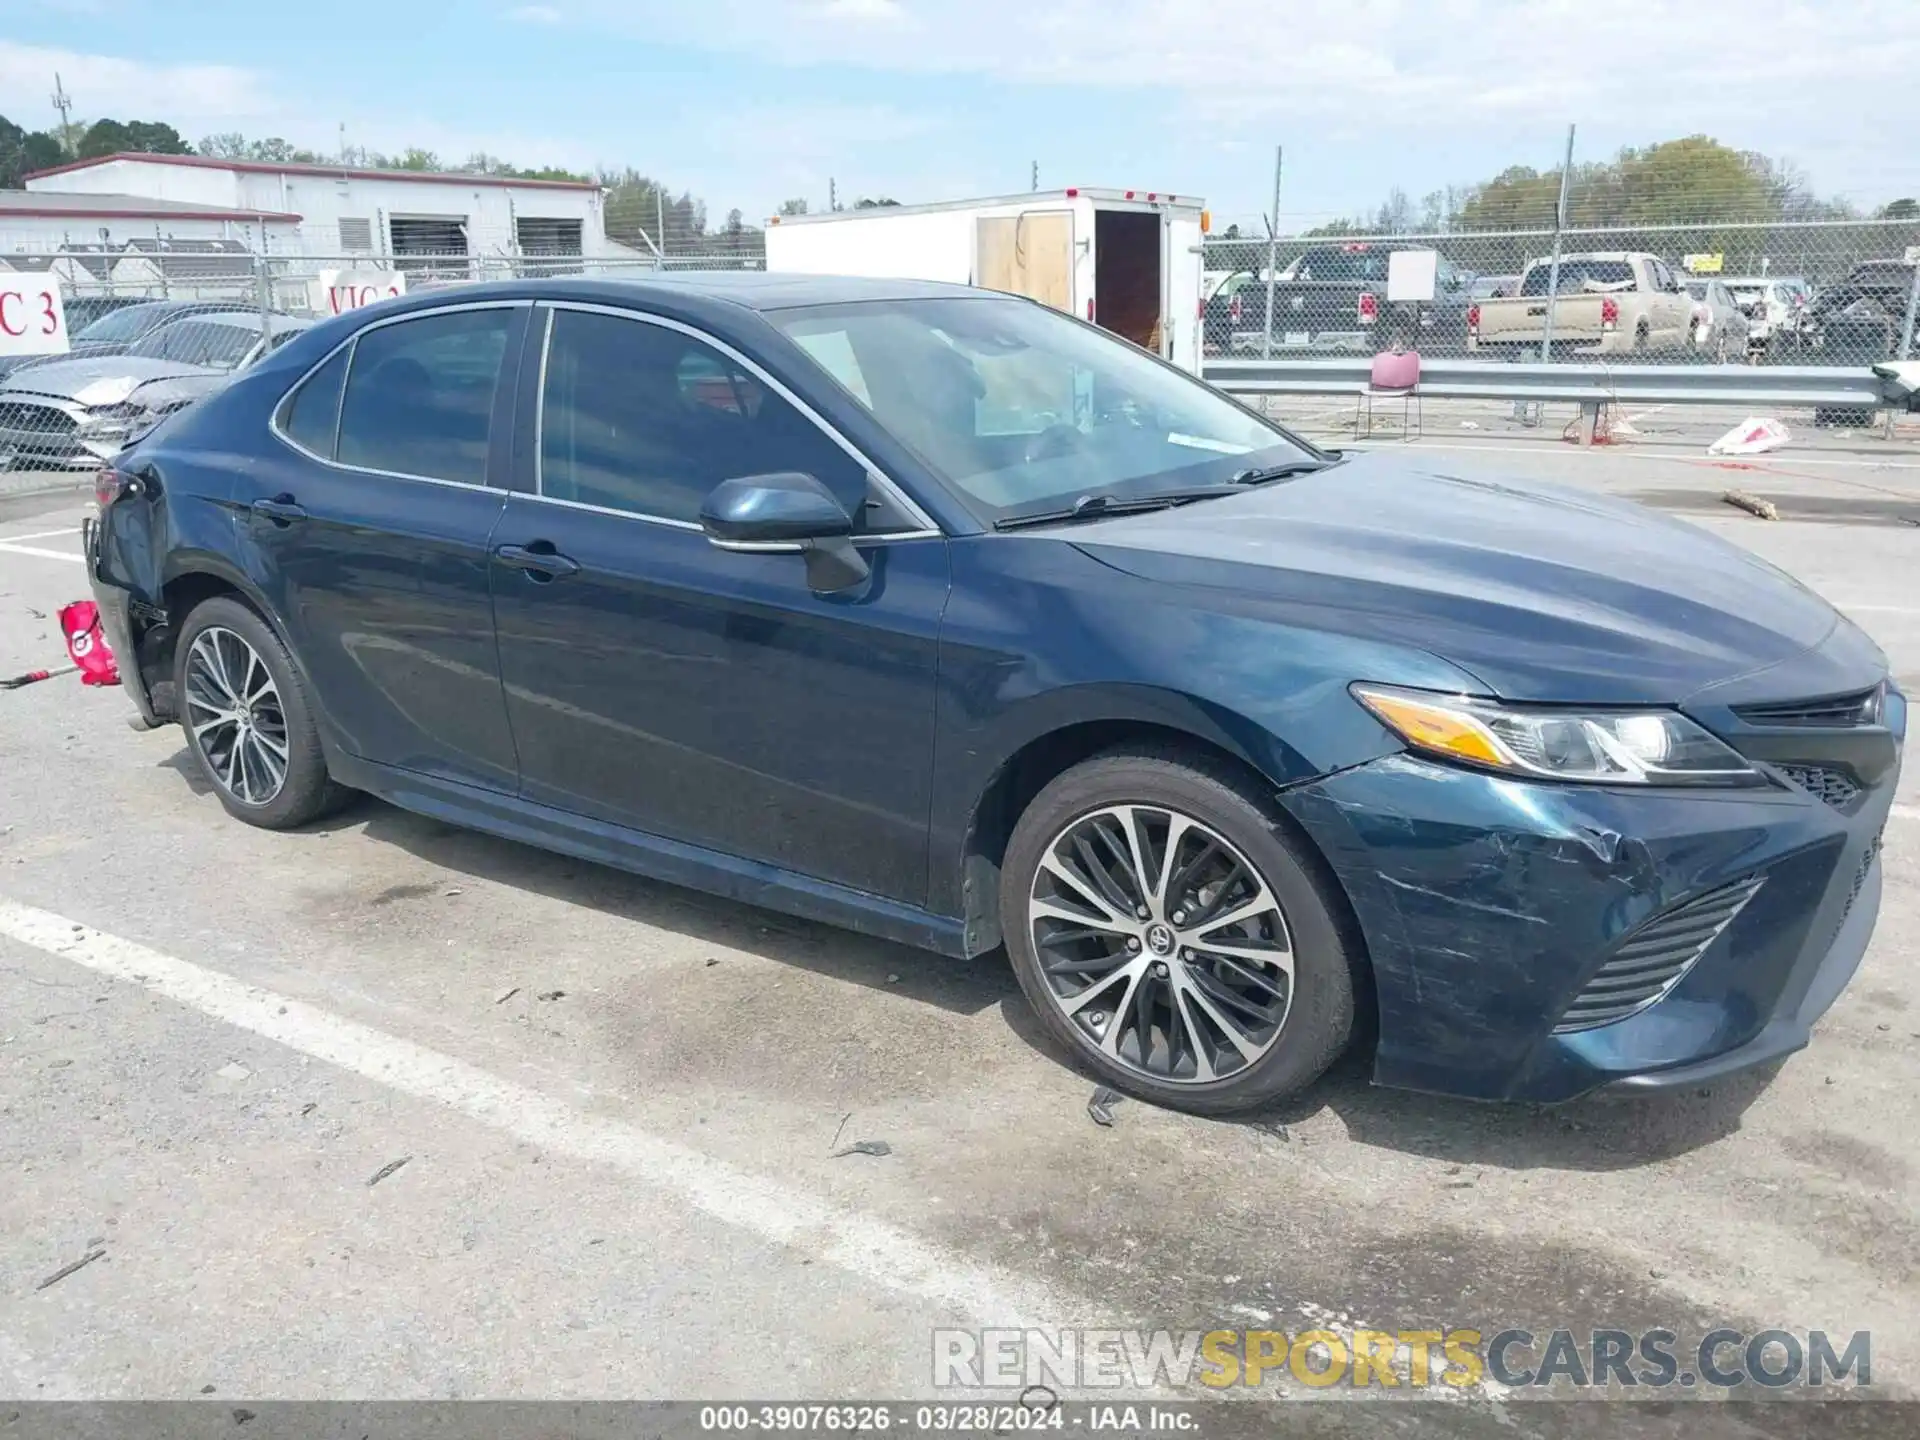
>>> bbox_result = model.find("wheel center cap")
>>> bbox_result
[1145,923,1176,956]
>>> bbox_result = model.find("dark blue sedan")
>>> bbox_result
[84,274,1903,1114]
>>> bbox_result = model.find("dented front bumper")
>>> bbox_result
[1279,733,1900,1103]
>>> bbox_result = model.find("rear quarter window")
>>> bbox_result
[279,345,350,459]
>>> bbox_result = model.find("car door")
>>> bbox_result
[487,302,950,905]
[238,301,527,791]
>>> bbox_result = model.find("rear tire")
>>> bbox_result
[1000,747,1357,1116]
[173,595,350,830]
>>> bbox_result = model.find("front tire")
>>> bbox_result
[1000,748,1357,1115]
[173,595,349,829]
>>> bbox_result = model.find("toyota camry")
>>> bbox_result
[84,274,1902,1114]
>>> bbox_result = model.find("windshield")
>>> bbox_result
[769,297,1315,519]
[1520,260,1634,296]
[128,318,261,368]
[73,304,167,344]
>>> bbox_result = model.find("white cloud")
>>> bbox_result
[0,39,271,128]
[562,0,1918,193]
[816,0,903,18]
[507,4,564,21]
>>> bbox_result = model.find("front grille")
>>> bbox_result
[1554,875,1764,1033]
[0,400,77,434]
[1734,687,1882,728]
[1775,763,1862,810]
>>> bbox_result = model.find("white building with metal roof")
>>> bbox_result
[23,152,610,261]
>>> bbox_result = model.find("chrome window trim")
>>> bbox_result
[531,300,943,539]
[268,299,530,490]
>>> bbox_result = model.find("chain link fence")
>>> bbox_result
[1200,218,1920,368]
[0,249,759,483]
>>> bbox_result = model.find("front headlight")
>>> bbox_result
[1353,684,1763,786]
[76,402,149,437]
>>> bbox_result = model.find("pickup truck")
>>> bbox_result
[1466,252,1694,358]
[1204,243,1472,355]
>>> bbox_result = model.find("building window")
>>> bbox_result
[515,217,584,256]
[388,216,470,278]
[338,217,373,252]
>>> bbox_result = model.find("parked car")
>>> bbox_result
[84,274,1901,1114]
[1682,277,1751,361]
[0,297,262,386]
[1724,275,1810,351]
[1217,244,1473,355]
[1799,261,1920,364]
[0,311,307,470]
[1468,252,1694,358]
[1468,274,1519,301]
[61,294,158,336]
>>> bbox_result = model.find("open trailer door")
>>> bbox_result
[975,212,1074,312]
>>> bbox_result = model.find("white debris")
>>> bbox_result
[1708,416,1791,456]
[216,1062,252,1081]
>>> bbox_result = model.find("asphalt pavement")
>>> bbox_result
[1,438,1918,1436]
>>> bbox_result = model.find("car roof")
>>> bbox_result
[380,271,1008,314]
[153,310,309,334]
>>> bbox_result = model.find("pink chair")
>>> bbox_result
[1355,348,1422,439]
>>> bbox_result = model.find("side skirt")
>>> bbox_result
[327,751,972,959]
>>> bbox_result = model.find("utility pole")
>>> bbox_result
[1261,145,1283,360]
[50,73,76,155]
[1031,160,1039,192]
[1538,124,1577,364]
[656,186,668,258]
[829,177,838,212]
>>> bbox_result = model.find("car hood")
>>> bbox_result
[1070,450,1855,705]
[0,339,129,382]
[0,354,222,408]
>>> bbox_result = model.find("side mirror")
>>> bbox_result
[701,471,869,593]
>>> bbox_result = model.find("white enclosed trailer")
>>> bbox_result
[763,188,1208,375]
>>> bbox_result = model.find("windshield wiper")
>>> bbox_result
[1231,458,1337,485]
[993,487,1241,532]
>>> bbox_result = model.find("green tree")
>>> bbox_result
[197,134,323,163]
[1,113,72,185]
[854,196,901,208]
[393,147,442,171]
[79,118,191,158]
[777,197,809,216]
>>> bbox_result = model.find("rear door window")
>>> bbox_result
[335,308,513,485]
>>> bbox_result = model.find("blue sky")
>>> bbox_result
[7,0,1917,230]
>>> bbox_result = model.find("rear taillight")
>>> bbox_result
[1467,303,1481,334]
[1357,292,1379,323]
[1599,296,1620,329]
[94,466,136,509]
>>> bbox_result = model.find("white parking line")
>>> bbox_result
[0,541,82,564]
[1831,604,1920,616]
[0,897,1064,1331]
[0,527,84,545]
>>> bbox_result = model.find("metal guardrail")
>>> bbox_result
[1202,357,1893,412]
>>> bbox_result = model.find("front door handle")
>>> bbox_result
[250,494,306,528]
[494,541,580,581]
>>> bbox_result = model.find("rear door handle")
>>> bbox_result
[494,541,580,581]
[250,495,306,528]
